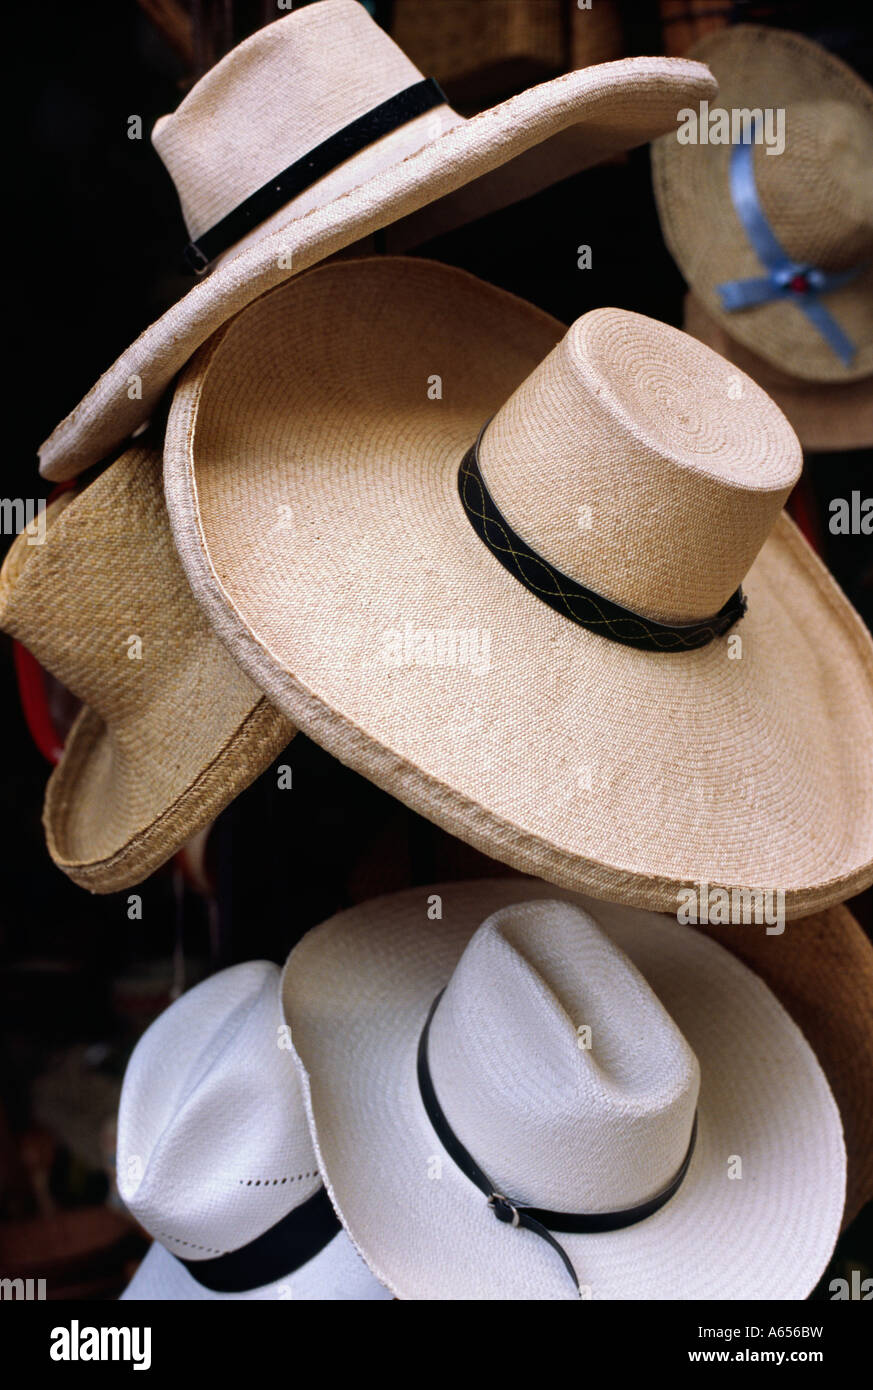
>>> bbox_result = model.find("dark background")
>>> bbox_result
[1,0,871,1297]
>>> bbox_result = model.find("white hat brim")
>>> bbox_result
[120,1229,392,1301]
[282,879,845,1301]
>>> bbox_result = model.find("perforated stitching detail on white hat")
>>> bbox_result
[238,1170,319,1186]
[158,1235,226,1255]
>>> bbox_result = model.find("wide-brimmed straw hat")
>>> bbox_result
[118,960,390,1300]
[0,444,293,893]
[651,26,873,392]
[37,0,716,482]
[164,256,873,920]
[281,879,846,1300]
[682,291,873,452]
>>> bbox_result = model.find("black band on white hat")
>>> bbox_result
[417,990,698,1295]
[176,1184,340,1293]
[183,77,448,274]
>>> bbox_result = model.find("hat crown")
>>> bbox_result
[0,451,265,777]
[427,901,700,1214]
[755,101,873,271]
[116,962,320,1260]
[152,0,458,248]
[478,308,801,624]
[0,458,178,724]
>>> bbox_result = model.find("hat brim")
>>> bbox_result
[44,696,290,893]
[683,293,873,452]
[120,1230,391,1301]
[281,878,845,1300]
[164,257,873,919]
[0,447,294,894]
[39,55,716,481]
[652,26,873,384]
[695,899,873,1228]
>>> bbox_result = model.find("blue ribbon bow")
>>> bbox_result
[716,134,862,367]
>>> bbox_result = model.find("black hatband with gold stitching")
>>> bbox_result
[458,427,746,653]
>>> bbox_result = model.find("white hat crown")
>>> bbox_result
[479,308,802,625]
[152,0,459,250]
[427,900,700,1214]
[116,961,320,1261]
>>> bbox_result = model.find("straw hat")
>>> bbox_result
[0,444,293,893]
[117,960,390,1300]
[37,0,716,482]
[651,26,873,388]
[280,879,846,1300]
[682,291,873,452]
[696,899,873,1229]
[163,256,873,920]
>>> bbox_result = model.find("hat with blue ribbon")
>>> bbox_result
[652,25,873,387]
[682,290,873,452]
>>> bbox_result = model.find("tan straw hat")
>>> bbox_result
[0,445,293,893]
[281,879,846,1299]
[37,0,716,482]
[697,899,873,1229]
[163,255,873,921]
[683,291,873,452]
[652,26,873,387]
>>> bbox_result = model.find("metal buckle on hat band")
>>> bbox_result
[417,990,699,1297]
[488,1193,521,1228]
[182,77,448,276]
[184,242,211,277]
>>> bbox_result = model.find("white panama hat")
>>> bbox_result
[281,880,846,1301]
[117,960,390,1300]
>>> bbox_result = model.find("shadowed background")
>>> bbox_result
[2,0,870,1298]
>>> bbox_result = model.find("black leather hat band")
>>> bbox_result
[183,77,448,274]
[417,990,698,1295]
[176,1184,340,1293]
[458,425,747,652]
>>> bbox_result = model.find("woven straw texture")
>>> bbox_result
[697,900,873,1228]
[164,256,873,920]
[683,292,873,451]
[652,26,873,383]
[281,879,845,1300]
[0,445,293,892]
[38,0,715,481]
[117,961,389,1300]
